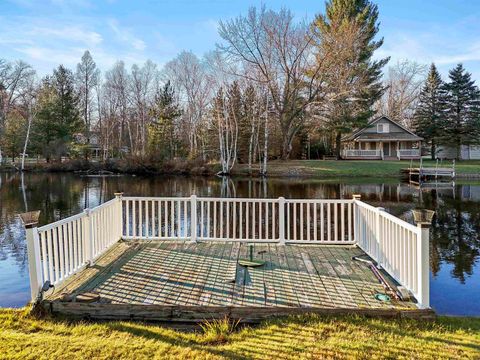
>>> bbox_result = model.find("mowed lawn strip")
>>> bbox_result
[0,308,479,359]
[233,159,480,178]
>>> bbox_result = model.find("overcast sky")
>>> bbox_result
[1,0,480,81]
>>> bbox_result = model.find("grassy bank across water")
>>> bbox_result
[3,159,480,179]
[1,308,479,359]
[233,159,480,178]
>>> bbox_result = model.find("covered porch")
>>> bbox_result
[342,140,422,160]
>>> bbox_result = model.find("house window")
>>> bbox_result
[377,123,389,133]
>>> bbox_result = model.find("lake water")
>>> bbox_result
[0,172,479,316]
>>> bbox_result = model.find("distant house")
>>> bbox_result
[436,145,480,160]
[73,132,103,158]
[341,116,423,160]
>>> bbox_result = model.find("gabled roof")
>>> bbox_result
[341,115,423,142]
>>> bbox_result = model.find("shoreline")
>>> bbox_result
[2,159,480,179]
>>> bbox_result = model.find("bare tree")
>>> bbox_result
[164,51,212,159]
[0,60,35,163]
[103,61,131,155]
[260,93,269,176]
[213,87,238,175]
[377,60,427,127]
[76,51,100,144]
[218,7,324,159]
[19,76,38,171]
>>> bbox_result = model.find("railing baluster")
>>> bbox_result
[327,203,331,241]
[213,200,217,239]
[320,203,324,241]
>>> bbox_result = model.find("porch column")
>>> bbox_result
[380,142,384,160]
[397,141,400,160]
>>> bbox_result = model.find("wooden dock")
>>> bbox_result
[402,159,455,185]
[42,240,433,323]
[21,195,435,323]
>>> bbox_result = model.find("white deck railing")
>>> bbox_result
[34,198,122,287]
[23,194,430,308]
[122,196,355,244]
[354,199,429,308]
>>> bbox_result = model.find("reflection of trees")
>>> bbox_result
[428,187,480,283]
[0,173,85,271]
[1,173,479,284]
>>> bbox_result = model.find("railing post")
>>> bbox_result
[19,211,42,302]
[413,209,434,309]
[83,208,93,262]
[352,194,361,244]
[191,195,197,242]
[278,197,285,244]
[376,207,385,267]
[114,192,124,240]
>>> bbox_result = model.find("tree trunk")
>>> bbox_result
[430,142,436,160]
[261,103,269,176]
[21,110,33,171]
[335,132,342,160]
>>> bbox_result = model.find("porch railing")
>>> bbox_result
[343,149,382,157]
[398,149,420,157]
[22,194,431,308]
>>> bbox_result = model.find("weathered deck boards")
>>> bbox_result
[44,240,433,322]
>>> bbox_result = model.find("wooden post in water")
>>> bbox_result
[413,209,434,309]
[19,211,42,302]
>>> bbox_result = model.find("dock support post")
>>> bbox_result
[413,209,434,309]
[19,211,42,302]
[278,197,285,244]
[114,192,124,240]
[191,195,197,242]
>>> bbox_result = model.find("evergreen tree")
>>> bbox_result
[441,64,480,159]
[413,63,445,159]
[312,0,389,158]
[33,65,81,161]
[148,81,182,160]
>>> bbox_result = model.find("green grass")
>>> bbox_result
[233,159,480,178]
[1,308,479,359]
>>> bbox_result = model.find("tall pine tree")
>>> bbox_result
[413,63,445,159]
[312,0,389,158]
[33,65,81,161]
[148,81,182,160]
[441,64,480,159]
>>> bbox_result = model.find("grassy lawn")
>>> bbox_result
[1,309,479,359]
[233,159,480,178]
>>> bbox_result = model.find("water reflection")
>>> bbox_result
[0,172,479,314]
